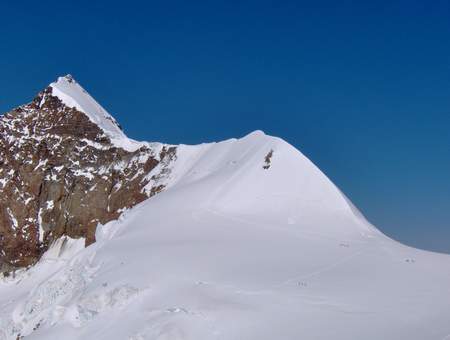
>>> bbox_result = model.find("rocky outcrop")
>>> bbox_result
[0,76,176,273]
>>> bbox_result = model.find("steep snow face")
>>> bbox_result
[1,130,450,340]
[49,75,143,151]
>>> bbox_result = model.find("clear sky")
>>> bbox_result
[1,1,449,253]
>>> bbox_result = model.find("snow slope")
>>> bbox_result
[49,75,144,151]
[1,131,450,339]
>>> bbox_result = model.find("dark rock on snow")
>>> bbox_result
[0,76,176,273]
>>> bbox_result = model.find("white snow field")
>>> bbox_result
[1,78,450,339]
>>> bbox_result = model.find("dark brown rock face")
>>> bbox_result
[0,82,176,273]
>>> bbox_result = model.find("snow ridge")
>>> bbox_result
[50,75,144,151]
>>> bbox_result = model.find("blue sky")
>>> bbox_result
[1,1,449,252]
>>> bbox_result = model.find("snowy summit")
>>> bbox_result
[0,76,449,340]
[50,75,124,138]
[49,75,144,151]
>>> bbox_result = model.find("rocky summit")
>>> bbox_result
[0,75,176,273]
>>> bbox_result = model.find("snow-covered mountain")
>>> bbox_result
[0,75,177,271]
[1,76,450,339]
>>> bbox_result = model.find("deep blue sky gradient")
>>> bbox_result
[1,1,449,252]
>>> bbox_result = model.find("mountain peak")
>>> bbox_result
[48,75,125,140]
[245,129,266,137]
[0,79,179,271]
[60,74,75,83]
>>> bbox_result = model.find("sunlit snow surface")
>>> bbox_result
[49,76,147,152]
[1,131,450,340]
